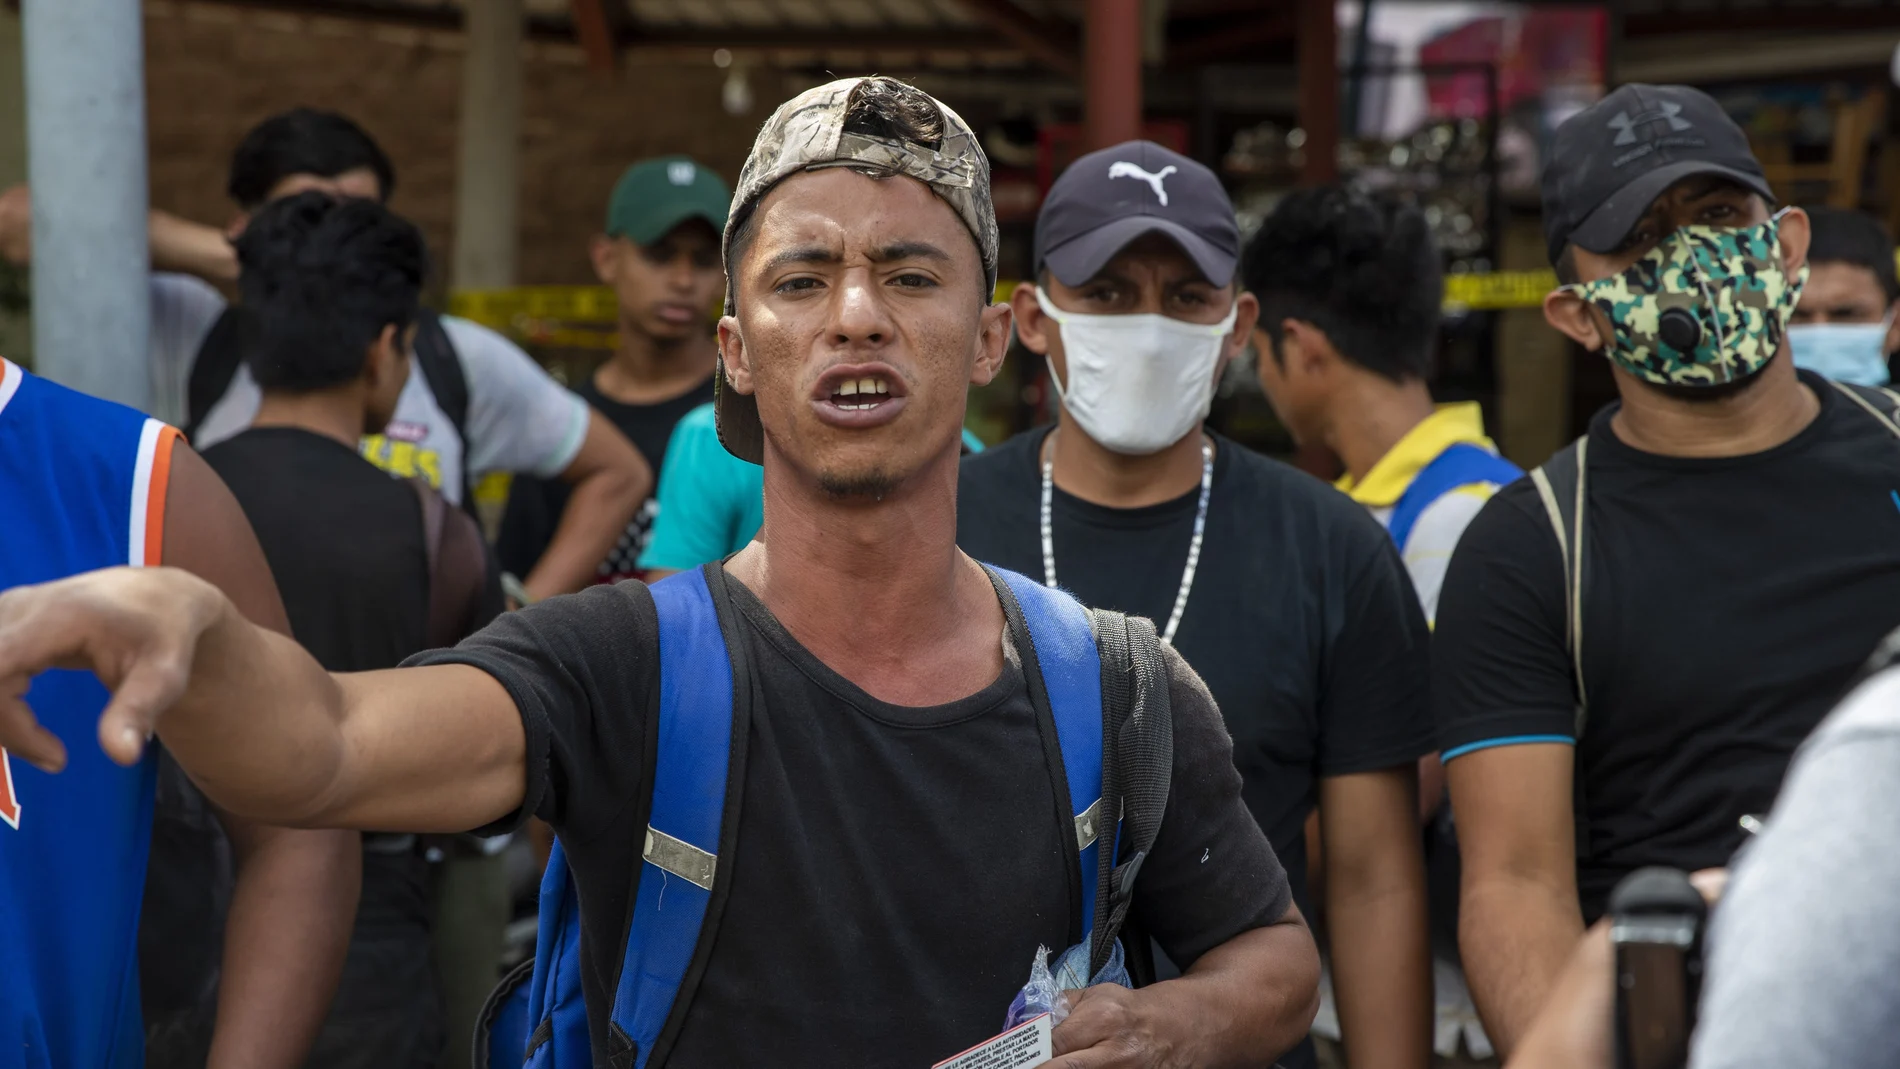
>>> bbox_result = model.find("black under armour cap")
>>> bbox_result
[1542,84,1774,264]
[1036,140,1239,287]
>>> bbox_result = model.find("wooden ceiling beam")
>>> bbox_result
[951,0,1080,77]
[165,0,1034,58]
[569,0,619,71]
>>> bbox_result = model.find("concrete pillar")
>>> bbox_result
[1085,0,1143,150]
[22,0,149,409]
[453,0,523,290]
[1298,0,1339,185]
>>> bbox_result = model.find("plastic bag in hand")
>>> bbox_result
[1004,933,1129,1029]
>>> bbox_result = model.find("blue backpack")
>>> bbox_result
[473,562,1172,1069]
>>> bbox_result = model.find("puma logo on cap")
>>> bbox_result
[1108,161,1178,206]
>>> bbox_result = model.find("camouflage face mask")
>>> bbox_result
[1564,210,1807,388]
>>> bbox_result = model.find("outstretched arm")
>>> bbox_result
[0,571,527,835]
[159,446,361,1069]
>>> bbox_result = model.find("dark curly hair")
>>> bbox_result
[227,108,395,209]
[235,191,426,391]
[1240,184,1443,383]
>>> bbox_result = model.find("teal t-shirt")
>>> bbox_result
[639,403,764,572]
[638,403,986,572]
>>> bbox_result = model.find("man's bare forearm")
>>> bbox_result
[150,209,239,282]
[1460,876,1585,1055]
[0,567,526,834]
[153,577,357,824]
[522,469,640,598]
[522,411,649,600]
[1169,919,1321,1064]
[208,821,360,1069]
[1329,882,1431,1068]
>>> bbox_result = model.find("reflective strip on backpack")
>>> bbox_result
[643,827,717,891]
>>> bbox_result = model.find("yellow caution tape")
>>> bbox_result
[448,274,1559,345]
[1442,271,1559,310]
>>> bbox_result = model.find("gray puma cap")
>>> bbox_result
[714,76,997,464]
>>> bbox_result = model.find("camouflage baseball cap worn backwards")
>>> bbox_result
[713,76,998,464]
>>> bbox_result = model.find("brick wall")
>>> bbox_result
[145,2,773,288]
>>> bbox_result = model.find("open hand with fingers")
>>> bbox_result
[0,565,227,771]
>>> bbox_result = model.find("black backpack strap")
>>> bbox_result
[412,309,476,513]
[1829,380,1900,439]
[184,305,256,444]
[1087,609,1173,981]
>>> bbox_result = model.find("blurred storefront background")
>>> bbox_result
[6,0,1900,474]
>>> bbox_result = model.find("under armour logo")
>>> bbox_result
[1608,103,1693,146]
[1108,161,1178,205]
[667,161,696,186]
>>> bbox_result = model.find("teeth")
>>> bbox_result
[831,376,891,405]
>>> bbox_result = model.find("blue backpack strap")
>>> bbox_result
[512,839,585,1067]
[991,567,1106,940]
[1386,442,1523,552]
[608,565,740,1068]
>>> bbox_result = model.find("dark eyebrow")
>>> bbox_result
[761,245,842,273]
[867,241,952,264]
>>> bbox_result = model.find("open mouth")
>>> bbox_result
[812,363,909,429]
[828,374,892,411]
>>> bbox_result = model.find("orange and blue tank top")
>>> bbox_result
[0,357,180,1068]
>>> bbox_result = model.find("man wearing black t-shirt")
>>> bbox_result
[0,78,1321,1067]
[959,143,1433,1069]
[1435,83,1900,1056]
[198,192,501,1067]
[499,157,730,584]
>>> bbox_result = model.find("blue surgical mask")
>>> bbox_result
[1788,319,1893,387]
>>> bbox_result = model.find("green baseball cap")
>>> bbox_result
[605,156,731,245]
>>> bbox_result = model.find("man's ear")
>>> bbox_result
[1777,206,1811,276]
[1278,318,1337,380]
[1212,291,1261,385]
[1884,299,1900,357]
[224,211,252,242]
[1010,283,1051,355]
[716,315,752,395]
[1543,288,1606,351]
[590,235,620,285]
[971,300,1013,387]
[363,323,404,387]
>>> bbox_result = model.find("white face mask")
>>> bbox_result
[1036,287,1238,455]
